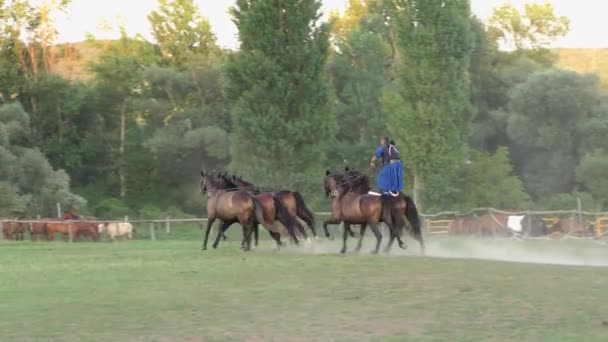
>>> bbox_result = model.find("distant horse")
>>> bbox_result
[553,217,592,237]
[45,211,99,242]
[476,211,548,237]
[326,170,407,254]
[1,216,26,240]
[98,222,135,240]
[229,175,317,241]
[324,167,424,253]
[200,172,286,251]
[210,173,298,249]
[448,214,481,235]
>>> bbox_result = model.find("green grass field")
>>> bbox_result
[1,235,608,342]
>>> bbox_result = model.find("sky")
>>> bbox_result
[49,0,608,49]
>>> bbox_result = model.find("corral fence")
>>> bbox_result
[2,208,608,242]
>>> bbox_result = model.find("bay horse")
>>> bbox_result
[1,216,26,240]
[211,173,299,248]
[200,172,287,251]
[328,171,407,254]
[228,175,317,240]
[45,211,99,242]
[324,168,425,253]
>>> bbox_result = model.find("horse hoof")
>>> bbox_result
[212,244,218,249]
[201,246,207,251]
[306,237,312,243]
[371,250,379,255]
[340,248,346,254]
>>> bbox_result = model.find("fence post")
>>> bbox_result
[165,217,171,235]
[0,221,4,241]
[57,203,62,218]
[570,211,575,235]
[149,222,156,241]
[525,211,532,238]
[68,223,73,243]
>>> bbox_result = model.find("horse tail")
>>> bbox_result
[273,195,298,241]
[293,191,316,236]
[252,196,266,229]
[404,195,424,251]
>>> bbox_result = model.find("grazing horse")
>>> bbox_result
[211,173,299,249]
[328,171,407,254]
[229,175,318,240]
[200,172,285,251]
[324,168,425,253]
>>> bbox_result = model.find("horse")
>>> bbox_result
[1,217,26,240]
[327,170,407,254]
[210,173,299,249]
[200,171,287,251]
[98,222,135,240]
[229,175,317,241]
[324,167,425,253]
[448,214,481,235]
[553,217,593,237]
[475,211,548,238]
[45,211,99,242]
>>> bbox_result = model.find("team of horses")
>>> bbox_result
[0,211,134,242]
[200,167,425,255]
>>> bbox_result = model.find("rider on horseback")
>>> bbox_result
[369,136,403,196]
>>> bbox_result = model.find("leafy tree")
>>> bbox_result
[0,102,85,216]
[383,0,474,210]
[148,0,218,66]
[326,0,392,169]
[459,146,530,209]
[487,2,568,65]
[225,0,333,193]
[88,31,159,198]
[505,69,608,199]
[576,149,608,209]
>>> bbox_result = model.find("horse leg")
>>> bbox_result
[213,221,232,249]
[254,223,259,248]
[355,223,368,252]
[202,217,216,251]
[269,231,283,249]
[369,223,382,254]
[384,224,396,253]
[340,222,349,254]
[323,217,341,240]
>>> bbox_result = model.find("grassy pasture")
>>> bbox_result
[1,236,608,342]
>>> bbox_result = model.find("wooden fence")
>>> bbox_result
[3,208,608,242]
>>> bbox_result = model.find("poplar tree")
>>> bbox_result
[225,0,333,189]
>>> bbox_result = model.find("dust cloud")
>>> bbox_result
[257,234,608,267]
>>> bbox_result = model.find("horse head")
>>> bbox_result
[200,171,218,194]
[323,170,343,198]
[61,211,80,220]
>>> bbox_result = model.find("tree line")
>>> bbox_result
[1,0,607,218]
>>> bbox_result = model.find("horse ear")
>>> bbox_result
[232,175,236,180]
[325,169,330,176]
[201,171,205,177]
[345,166,350,172]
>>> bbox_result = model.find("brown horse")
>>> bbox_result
[553,217,592,236]
[324,168,425,253]
[328,171,407,254]
[45,211,99,242]
[200,172,285,251]
[230,175,318,241]
[1,217,26,240]
[210,173,299,248]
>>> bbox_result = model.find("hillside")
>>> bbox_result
[554,48,608,87]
